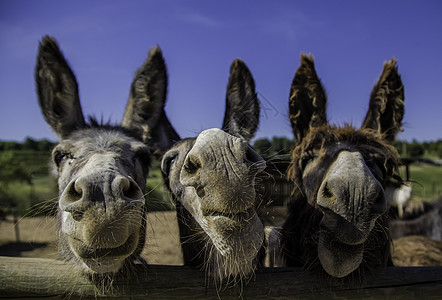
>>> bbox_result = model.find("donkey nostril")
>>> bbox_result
[66,180,83,203]
[322,183,333,199]
[184,155,201,175]
[118,176,142,201]
[123,180,141,200]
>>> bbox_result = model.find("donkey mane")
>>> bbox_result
[84,117,144,140]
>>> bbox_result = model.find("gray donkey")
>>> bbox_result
[161,59,266,283]
[35,36,178,275]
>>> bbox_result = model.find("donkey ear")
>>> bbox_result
[361,59,404,143]
[222,59,259,141]
[35,36,85,139]
[289,54,327,145]
[121,46,179,154]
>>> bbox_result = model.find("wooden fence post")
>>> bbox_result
[1,256,442,299]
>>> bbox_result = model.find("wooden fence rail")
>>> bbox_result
[1,256,442,299]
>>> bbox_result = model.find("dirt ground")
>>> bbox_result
[0,211,184,265]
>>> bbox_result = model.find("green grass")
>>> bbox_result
[145,167,175,212]
[398,163,442,202]
[5,176,58,216]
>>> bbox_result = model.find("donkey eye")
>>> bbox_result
[53,151,65,167]
[301,151,317,170]
[161,150,179,176]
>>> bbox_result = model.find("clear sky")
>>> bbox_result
[0,0,441,143]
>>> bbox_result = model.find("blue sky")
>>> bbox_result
[0,0,441,143]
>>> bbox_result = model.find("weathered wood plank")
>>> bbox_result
[1,256,442,299]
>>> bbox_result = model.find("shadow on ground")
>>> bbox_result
[0,242,49,257]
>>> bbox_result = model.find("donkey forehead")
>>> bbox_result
[63,128,146,152]
[303,126,387,152]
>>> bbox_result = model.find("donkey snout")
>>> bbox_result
[59,173,144,218]
[59,177,103,217]
[112,175,145,206]
[317,151,387,234]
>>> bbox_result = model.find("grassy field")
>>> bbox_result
[398,163,442,202]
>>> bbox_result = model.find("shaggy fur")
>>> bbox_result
[277,54,404,279]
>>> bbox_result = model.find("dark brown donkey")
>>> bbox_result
[35,36,177,275]
[161,59,266,283]
[274,55,404,278]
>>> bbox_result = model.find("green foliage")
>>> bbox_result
[0,151,31,184]
[253,137,294,157]
[253,139,272,156]
[395,139,442,159]
[0,151,33,210]
[143,159,175,211]
[0,138,57,216]
[399,163,442,201]
[0,138,56,152]
[408,140,425,158]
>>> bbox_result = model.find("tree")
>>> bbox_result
[23,137,39,151]
[408,140,424,158]
[253,138,273,156]
[37,139,56,151]
[437,143,442,159]
[253,137,294,157]
[271,137,294,155]
[0,151,31,206]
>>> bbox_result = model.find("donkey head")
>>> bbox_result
[161,59,266,281]
[288,55,404,277]
[35,36,177,274]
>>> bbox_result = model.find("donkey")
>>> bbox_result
[161,59,266,283]
[35,36,178,275]
[274,55,404,278]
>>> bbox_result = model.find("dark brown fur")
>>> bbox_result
[279,55,404,279]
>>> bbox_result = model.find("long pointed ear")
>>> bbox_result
[289,54,327,145]
[222,59,259,141]
[361,59,404,143]
[121,46,179,154]
[35,36,85,139]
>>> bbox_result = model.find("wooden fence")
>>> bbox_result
[1,256,442,299]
